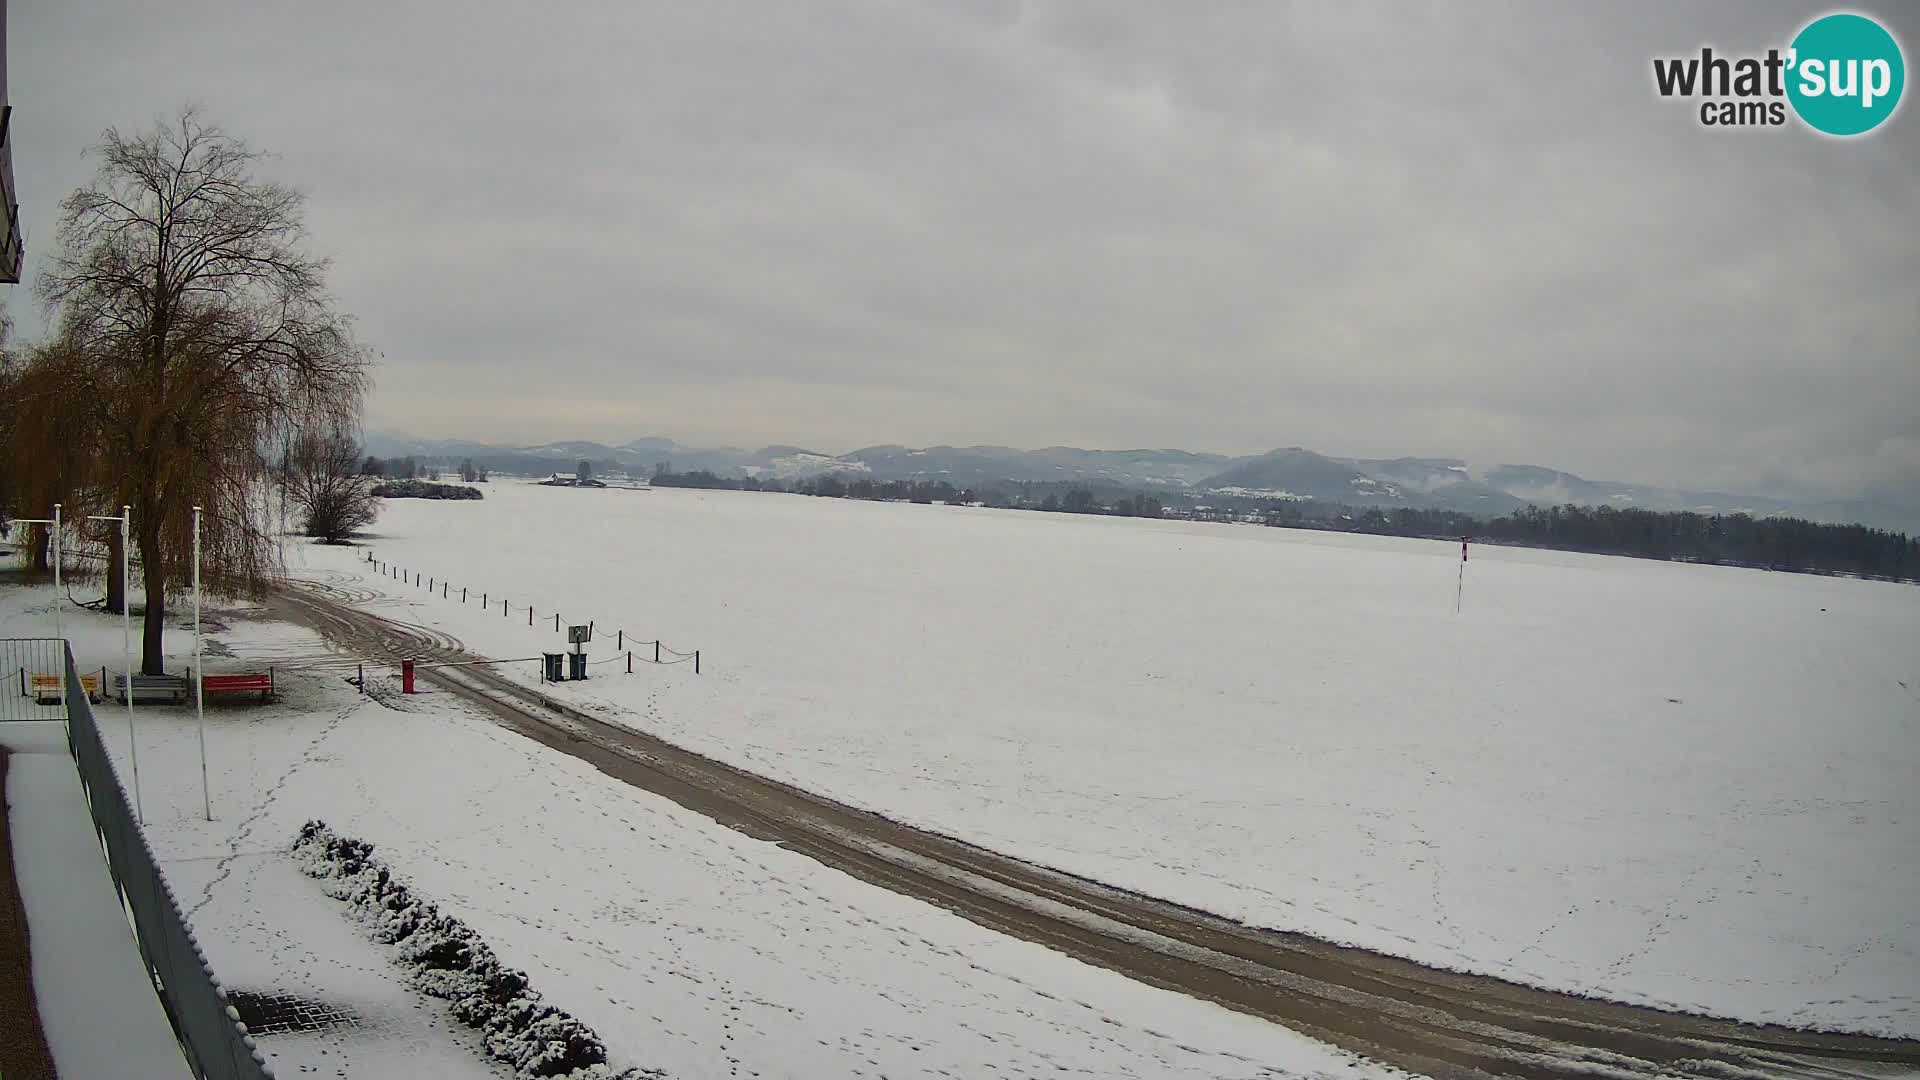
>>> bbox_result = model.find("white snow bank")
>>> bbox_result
[3,740,194,1080]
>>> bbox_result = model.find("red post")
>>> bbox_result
[402,658,416,695]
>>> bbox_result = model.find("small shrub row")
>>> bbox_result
[293,820,663,1079]
[370,479,484,500]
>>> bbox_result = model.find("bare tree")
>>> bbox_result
[38,108,373,673]
[286,428,380,542]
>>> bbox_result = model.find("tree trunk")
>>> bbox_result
[28,524,50,573]
[137,519,167,675]
[105,528,126,614]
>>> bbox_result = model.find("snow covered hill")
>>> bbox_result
[362,431,1920,530]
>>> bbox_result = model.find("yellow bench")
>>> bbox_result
[30,673,101,704]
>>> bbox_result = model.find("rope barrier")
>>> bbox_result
[357,557,703,673]
[408,655,543,671]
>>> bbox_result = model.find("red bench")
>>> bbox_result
[201,671,274,702]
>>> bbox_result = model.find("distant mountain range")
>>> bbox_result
[363,432,1920,533]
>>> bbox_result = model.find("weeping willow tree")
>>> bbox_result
[0,338,112,580]
[37,108,373,674]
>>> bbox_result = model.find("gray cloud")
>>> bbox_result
[8,1,1917,502]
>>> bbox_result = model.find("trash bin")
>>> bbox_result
[567,652,588,681]
[542,653,564,682]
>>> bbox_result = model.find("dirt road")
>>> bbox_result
[273,579,1920,1080]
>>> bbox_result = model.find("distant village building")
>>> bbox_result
[541,472,607,488]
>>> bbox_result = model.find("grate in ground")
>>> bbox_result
[225,989,361,1035]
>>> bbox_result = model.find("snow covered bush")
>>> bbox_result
[293,820,665,1079]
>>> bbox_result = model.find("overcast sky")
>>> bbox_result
[8,1,1917,501]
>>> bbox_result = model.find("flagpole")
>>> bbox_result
[53,505,63,719]
[92,507,140,824]
[124,508,140,824]
[51,504,62,650]
[195,506,210,820]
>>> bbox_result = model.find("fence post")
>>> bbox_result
[627,651,632,674]
[617,629,622,650]
[462,587,467,603]
[529,607,534,626]
[654,640,661,664]
[695,650,701,675]
[443,582,448,599]
[554,613,560,632]
[358,663,364,694]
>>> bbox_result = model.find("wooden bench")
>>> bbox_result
[201,671,274,703]
[114,674,190,705]
[29,673,102,705]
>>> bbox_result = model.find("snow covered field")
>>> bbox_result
[296,480,1919,1036]
[1,721,195,1080]
[0,583,1382,1079]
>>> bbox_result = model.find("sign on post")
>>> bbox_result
[567,624,592,645]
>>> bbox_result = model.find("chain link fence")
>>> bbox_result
[55,643,278,1080]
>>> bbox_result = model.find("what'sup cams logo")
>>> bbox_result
[1653,11,1905,135]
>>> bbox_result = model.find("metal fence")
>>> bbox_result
[59,644,278,1080]
[0,637,80,722]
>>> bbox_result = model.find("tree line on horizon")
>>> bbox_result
[648,467,1918,582]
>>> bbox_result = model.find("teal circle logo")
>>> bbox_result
[1787,13,1905,136]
